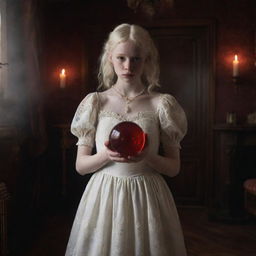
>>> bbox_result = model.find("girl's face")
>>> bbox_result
[110,40,145,83]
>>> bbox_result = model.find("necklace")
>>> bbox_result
[112,86,146,113]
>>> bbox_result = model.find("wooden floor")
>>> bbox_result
[17,207,256,256]
[179,208,256,256]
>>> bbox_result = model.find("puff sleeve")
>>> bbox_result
[158,94,187,149]
[71,92,99,147]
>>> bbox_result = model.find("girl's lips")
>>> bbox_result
[122,74,134,77]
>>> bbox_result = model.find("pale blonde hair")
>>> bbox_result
[97,23,160,92]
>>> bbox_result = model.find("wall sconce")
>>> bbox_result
[232,54,239,84]
[59,68,66,89]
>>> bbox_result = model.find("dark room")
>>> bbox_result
[0,0,256,255]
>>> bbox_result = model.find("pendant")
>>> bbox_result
[125,104,130,113]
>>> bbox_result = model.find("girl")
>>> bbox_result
[65,23,187,256]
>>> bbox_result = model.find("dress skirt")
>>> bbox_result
[65,170,187,256]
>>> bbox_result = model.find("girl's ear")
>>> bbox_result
[108,52,113,63]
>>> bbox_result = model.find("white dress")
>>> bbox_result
[65,92,188,256]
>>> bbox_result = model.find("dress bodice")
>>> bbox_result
[70,92,187,177]
[95,110,160,177]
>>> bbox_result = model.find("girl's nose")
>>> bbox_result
[124,59,132,71]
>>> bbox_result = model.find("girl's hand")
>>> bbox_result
[125,149,147,162]
[104,141,130,163]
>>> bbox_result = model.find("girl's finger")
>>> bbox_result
[110,156,128,162]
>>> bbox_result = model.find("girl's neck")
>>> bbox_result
[114,80,146,97]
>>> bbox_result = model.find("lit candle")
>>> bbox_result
[59,69,66,88]
[232,55,239,77]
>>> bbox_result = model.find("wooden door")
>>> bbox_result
[149,21,215,206]
[86,21,215,206]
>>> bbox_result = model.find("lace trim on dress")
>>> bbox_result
[76,137,94,147]
[98,110,158,122]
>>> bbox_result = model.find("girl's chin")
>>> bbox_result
[122,75,134,78]
[121,75,136,81]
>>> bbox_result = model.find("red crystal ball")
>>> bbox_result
[109,121,146,157]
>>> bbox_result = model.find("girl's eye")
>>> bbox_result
[132,57,141,62]
[117,56,125,61]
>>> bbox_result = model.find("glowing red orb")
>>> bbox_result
[109,121,146,157]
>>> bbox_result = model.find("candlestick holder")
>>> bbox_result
[232,76,240,84]
[226,112,237,125]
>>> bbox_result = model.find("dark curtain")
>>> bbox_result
[24,0,48,155]
[7,0,50,254]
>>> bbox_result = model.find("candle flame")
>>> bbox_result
[61,69,66,75]
[234,55,238,61]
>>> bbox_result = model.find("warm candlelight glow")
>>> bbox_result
[232,55,239,77]
[60,68,66,88]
